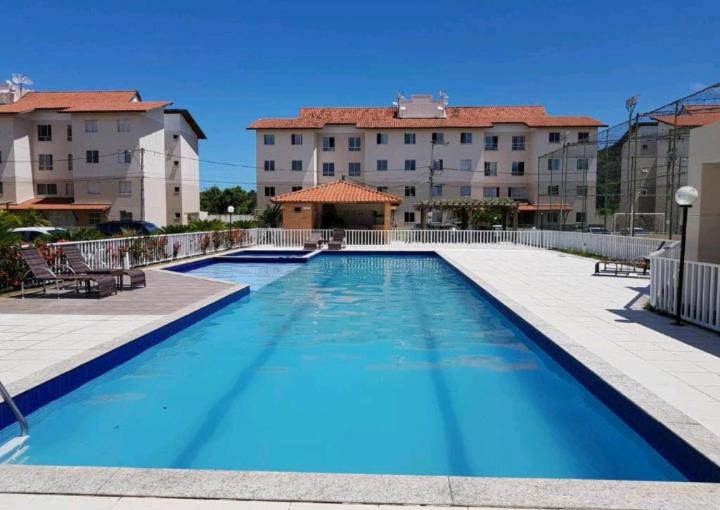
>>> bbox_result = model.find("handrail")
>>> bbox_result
[0,379,28,436]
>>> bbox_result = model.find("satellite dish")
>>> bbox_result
[10,73,33,95]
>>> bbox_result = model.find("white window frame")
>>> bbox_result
[431,132,444,144]
[376,133,388,145]
[404,133,416,145]
[117,150,132,164]
[460,185,471,197]
[431,184,443,197]
[404,211,416,223]
[117,119,131,133]
[484,135,498,150]
[322,162,335,176]
[483,187,499,198]
[404,159,416,171]
[512,135,525,151]
[376,159,388,171]
[322,136,335,151]
[511,161,525,176]
[460,159,472,171]
[348,162,361,176]
[86,150,100,164]
[547,185,560,196]
[460,132,472,144]
[483,161,497,176]
[38,154,53,171]
[291,160,303,171]
[404,186,416,197]
[548,158,560,171]
[264,186,276,197]
[576,158,589,171]
[291,133,303,145]
[263,160,275,171]
[85,120,98,133]
[119,180,132,195]
[549,132,561,144]
[348,136,361,152]
[87,181,101,195]
[263,134,275,145]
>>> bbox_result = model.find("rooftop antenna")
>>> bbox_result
[10,73,33,96]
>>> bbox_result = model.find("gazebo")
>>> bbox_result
[271,180,402,229]
[415,197,520,229]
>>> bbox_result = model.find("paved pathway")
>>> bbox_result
[439,248,720,437]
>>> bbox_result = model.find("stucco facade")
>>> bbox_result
[250,95,602,228]
[0,91,204,227]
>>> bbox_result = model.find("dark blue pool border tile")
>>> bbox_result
[440,257,720,483]
[0,286,250,434]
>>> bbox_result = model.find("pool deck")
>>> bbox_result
[1,247,720,509]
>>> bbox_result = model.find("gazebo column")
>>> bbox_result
[383,203,392,230]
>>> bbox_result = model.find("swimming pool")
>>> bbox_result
[0,254,689,479]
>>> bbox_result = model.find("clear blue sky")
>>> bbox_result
[4,0,719,190]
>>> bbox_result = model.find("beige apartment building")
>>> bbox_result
[250,94,604,228]
[0,90,205,227]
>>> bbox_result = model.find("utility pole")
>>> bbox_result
[140,147,145,221]
[426,139,448,228]
[624,95,639,235]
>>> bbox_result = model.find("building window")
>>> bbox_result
[0,182,3,195]
[578,132,590,143]
[67,154,73,171]
[291,134,303,145]
[511,161,525,176]
[512,136,525,150]
[348,136,361,152]
[38,154,53,170]
[85,120,98,133]
[483,187,499,198]
[547,185,560,196]
[376,159,388,171]
[117,150,132,164]
[431,185,443,197]
[404,133,416,145]
[576,185,587,196]
[547,158,560,171]
[174,186,180,194]
[120,210,133,221]
[460,159,472,171]
[404,186,415,197]
[549,132,561,144]
[264,160,275,171]
[484,161,497,176]
[87,181,100,195]
[576,212,587,223]
[431,132,444,144]
[264,186,276,197]
[432,159,443,171]
[65,182,74,196]
[291,160,303,171]
[404,159,416,171]
[263,134,275,145]
[86,150,100,164]
[37,183,57,195]
[576,158,589,171]
[376,133,388,144]
[88,212,101,224]
[291,186,303,192]
[509,187,528,199]
[117,119,131,132]
[377,186,388,192]
[547,212,560,223]
[348,162,361,176]
[484,135,498,150]
[460,132,472,144]
[119,181,132,195]
[38,124,52,141]
[322,136,335,151]
[404,211,416,223]
[67,124,72,141]
[322,162,335,176]
[460,185,471,197]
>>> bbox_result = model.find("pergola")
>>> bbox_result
[415,197,520,229]
[272,180,402,229]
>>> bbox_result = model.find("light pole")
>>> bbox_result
[625,95,639,236]
[673,186,698,325]
[227,205,235,226]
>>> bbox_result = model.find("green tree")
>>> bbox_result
[200,186,257,215]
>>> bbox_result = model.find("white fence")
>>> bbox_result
[50,230,252,269]
[250,228,667,259]
[650,255,720,332]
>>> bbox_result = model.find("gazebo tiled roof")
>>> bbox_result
[272,180,401,205]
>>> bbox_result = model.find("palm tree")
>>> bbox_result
[258,205,283,228]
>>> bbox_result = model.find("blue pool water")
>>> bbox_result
[1,255,684,480]
[180,262,302,290]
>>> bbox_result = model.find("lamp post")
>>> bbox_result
[673,186,698,325]
[227,205,235,226]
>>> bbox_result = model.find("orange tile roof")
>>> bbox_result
[272,180,402,205]
[651,105,720,128]
[0,91,172,114]
[518,203,573,212]
[8,197,111,211]
[249,106,605,129]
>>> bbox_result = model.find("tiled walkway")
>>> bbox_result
[0,494,522,510]
[439,249,720,437]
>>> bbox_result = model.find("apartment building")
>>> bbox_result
[250,94,604,228]
[0,89,205,227]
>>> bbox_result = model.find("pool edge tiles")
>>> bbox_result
[434,250,720,483]
[0,283,250,432]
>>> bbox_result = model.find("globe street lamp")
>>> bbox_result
[227,205,235,225]
[673,186,699,325]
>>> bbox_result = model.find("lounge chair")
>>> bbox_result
[594,241,666,277]
[61,244,146,289]
[327,228,346,251]
[19,248,117,299]
[303,232,323,251]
